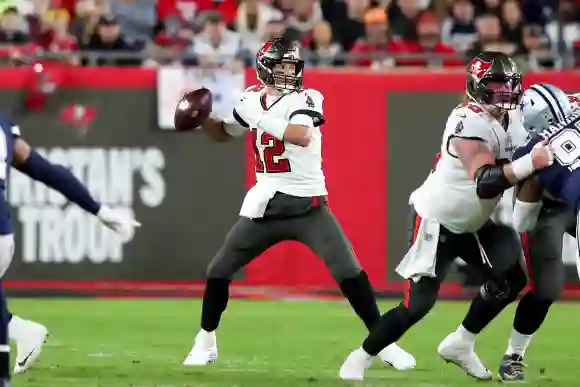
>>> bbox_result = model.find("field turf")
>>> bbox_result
[9,299,580,387]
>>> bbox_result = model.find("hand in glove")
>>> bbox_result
[97,205,141,241]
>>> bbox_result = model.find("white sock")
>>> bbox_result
[358,347,372,358]
[8,315,26,341]
[456,324,476,342]
[506,329,533,357]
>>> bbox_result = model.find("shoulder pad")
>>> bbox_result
[296,88,324,109]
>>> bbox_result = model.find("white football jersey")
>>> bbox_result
[411,102,529,234]
[243,85,327,197]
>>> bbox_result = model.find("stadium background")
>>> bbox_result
[0,0,578,299]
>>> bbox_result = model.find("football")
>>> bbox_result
[174,88,213,131]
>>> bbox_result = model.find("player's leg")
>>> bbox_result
[293,203,415,371]
[0,236,14,386]
[5,287,48,375]
[184,217,279,366]
[438,224,526,380]
[499,204,568,381]
[338,225,458,380]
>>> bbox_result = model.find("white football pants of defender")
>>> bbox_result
[0,235,14,279]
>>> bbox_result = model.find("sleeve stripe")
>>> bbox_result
[11,125,20,136]
[288,109,325,127]
[446,135,486,159]
[232,109,250,128]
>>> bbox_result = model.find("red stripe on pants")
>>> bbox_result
[521,232,535,293]
[403,215,423,307]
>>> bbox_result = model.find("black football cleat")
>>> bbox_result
[498,354,526,382]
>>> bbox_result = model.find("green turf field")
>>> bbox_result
[9,299,579,386]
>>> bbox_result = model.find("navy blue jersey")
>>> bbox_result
[513,110,580,210]
[0,114,19,235]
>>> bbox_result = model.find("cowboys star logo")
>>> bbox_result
[468,58,492,80]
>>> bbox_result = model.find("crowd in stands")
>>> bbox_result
[0,0,575,70]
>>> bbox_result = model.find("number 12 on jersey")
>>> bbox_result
[251,130,291,173]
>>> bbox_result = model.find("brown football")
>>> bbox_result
[174,88,213,131]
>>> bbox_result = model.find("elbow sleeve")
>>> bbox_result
[474,164,512,199]
[513,199,543,232]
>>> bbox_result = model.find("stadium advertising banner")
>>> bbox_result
[0,68,579,296]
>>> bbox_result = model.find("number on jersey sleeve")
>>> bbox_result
[550,128,580,171]
[288,90,325,127]
[251,130,291,173]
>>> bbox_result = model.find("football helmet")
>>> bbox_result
[520,83,572,133]
[466,51,522,110]
[256,38,304,91]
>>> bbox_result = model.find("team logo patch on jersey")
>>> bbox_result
[454,121,464,134]
[306,95,315,108]
[468,58,492,80]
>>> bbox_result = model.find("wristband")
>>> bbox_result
[256,114,288,141]
[511,154,535,180]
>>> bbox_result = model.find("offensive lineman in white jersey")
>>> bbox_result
[339,51,554,381]
[182,37,415,370]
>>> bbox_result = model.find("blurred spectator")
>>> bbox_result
[441,0,477,53]
[110,0,157,45]
[389,0,422,41]
[157,0,238,29]
[37,8,79,65]
[190,11,242,70]
[473,0,500,17]
[468,14,516,58]
[236,0,283,54]
[286,0,323,43]
[546,0,580,51]
[276,0,295,17]
[308,20,343,66]
[70,0,103,45]
[515,24,561,71]
[49,0,77,19]
[0,7,28,44]
[500,0,523,45]
[81,14,141,66]
[349,8,394,68]
[391,12,462,67]
[331,0,368,51]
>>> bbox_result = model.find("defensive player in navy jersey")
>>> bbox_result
[0,114,139,385]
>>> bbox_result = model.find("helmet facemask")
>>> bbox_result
[256,39,304,92]
[473,73,522,112]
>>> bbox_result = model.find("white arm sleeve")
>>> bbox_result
[223,118,247,137]
[512,199,543,232]
[211,110,248,137]
[446,109,497,157]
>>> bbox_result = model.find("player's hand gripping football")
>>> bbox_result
[97,205,141,241]
[531,140,554,170]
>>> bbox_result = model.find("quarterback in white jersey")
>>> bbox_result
[182,37,415,371]
[340,51,553,382]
